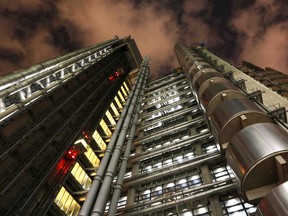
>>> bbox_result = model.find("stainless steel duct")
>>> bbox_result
[79,57,149,216]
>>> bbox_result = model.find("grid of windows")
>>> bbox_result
[210,164,233,182]
[143,116,187,135]
[220,192,256,215]
[54,187,80,216]
[139,148,196,174]
[202,142,219,154]
[143,134,191,151]
[136,170,202,202]
[146,105,183,121]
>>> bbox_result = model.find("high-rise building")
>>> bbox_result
[0,37,288,216]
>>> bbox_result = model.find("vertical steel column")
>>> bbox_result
[107,83,146,216]
[90,58,149,216]
[79,58,149,216]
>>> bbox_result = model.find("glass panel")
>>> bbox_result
[121,86,127,97]
[54,186,80,216]
[110,102,119,116]
[123,81,129,92]
[118,91,125,102]
[70,162,92,190]
[100,119,112,136]
[92,130,107,150]
[75,139,100,167]
[114,96,122,108]
[105,110,116,125]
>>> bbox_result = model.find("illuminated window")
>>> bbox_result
[74,139,100,167]
[71,162,92,190]
[100,119,112,136]
[110,102,119,116]
[105,110,116,125]
[118,91,125,103]
[114,96,122,109]
[221,193,256,215]
[92,130,107,150]
[54,186,80,216]
[123,81,129,92]
[121,86,127,97]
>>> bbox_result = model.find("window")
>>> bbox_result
[100,119,112,136]
[105,110,116,125]
[114,96,122,108]
[54,187,80,216]
[92,130,107,150]
[70,162,92,190]
[220,193,256,215]
[75,139,100,167]
[118,91,125,103]
[110,102,119,116]
[211,165,231,182]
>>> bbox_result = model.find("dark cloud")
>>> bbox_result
[0,0,287,80]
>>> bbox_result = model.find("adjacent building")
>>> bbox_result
[0,37,287,216]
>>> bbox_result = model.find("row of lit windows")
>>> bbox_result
[54,81,131,215]
[145,79,186,98]
[145,87,191,107]
[145,105,183,121]
[133,193,256,216]
[139,152,196,174]
[143,116,187,135]
[145,75,185,93]
[135,170,202,201]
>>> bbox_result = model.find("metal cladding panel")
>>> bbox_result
[256,181,288,216]
[192,71,223,91]
[226,123,288,196]
[200,81,244,116]
[210,97,272,145]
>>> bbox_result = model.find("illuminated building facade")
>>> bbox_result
[1,37,288,216]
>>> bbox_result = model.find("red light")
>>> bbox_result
[65,149,79,160]
[109,75,115,83]
[114,71,121,77]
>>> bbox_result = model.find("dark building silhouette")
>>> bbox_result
[0,37,288,216]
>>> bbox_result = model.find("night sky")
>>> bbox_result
[0,0,287,80]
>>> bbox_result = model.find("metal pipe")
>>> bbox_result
[79,58,149,216]
[90,58,149,216]
[107,93,143,216]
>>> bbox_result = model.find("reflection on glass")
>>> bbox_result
[54,186,80,216]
